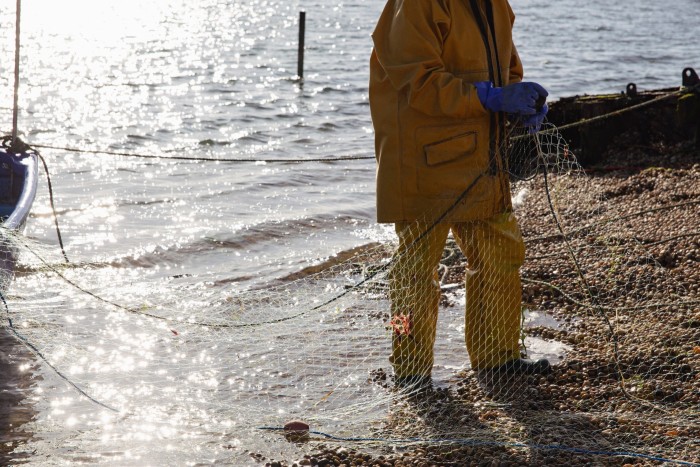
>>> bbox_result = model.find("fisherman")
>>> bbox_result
[369,0,551,389]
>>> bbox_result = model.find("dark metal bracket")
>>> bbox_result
[682,67,699,87]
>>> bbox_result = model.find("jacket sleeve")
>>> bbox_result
[508,43,524,84]
[506,2,523,84]
[371,0,486,119]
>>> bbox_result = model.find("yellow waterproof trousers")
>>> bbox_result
[389,212,526,378]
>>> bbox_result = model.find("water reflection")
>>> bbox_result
[0,328,39,464]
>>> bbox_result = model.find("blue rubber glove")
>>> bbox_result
[474,81,548,116]
[522,103,548,133]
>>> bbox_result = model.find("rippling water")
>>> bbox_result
[1,0,699,464]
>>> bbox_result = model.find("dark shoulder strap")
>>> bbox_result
[465,0,505,175]
[467,0,495,84]
[483,0,504,86]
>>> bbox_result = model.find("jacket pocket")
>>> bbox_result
[413,123,488,199]
[424,131,477,166]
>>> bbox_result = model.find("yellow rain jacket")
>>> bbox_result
[370,0,523,223]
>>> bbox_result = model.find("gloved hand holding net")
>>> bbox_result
[475,81,549,132]
[474,81,548,115]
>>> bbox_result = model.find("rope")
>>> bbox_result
[527,231,700,261]
[0,288,118,412]
[521,277,700,312]
[14,235,176,323]
[216,172,486,329]
[547,83,700,133]
[525,199,700,244]
[527,233,700,260]
[535,132,677,416]
[257,427,700,466]
[1,136,71,262]
[11,168,484,331]
[37,152,70,263]
[20,82,698,164]
[536,133,628,401]
[645,232,700,246]
[29,143,375,163]
[14,232,350,330]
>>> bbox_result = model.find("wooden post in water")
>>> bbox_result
[297,11,306,81]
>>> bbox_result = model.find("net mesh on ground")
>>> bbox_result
[1,122,699,465]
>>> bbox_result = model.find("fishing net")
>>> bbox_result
[1,121,699,465]
[0,233,15,295]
